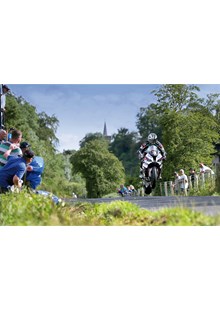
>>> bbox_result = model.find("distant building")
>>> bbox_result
[103,122,112,143]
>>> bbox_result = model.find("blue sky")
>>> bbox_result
[7,84,220,152]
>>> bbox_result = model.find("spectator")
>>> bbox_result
[19,141,44,190]
[0,84,10,128]
[0,129,22,167]
[0,149,35,194]
[7,127,15,140]
[25,156,44,190]
[199,163,215,175]
[20,141,31,154]
[129,184,137,195]
[189,168,197,188]
[178,169,188,196]
[0,129,7,143]
[173,171,180,195]
[72,192,77,198]
[117,184,128,197]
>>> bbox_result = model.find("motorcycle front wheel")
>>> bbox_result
[144,185,152,195]
[151,166,158,189]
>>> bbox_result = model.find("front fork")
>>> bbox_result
[142,162,162,179]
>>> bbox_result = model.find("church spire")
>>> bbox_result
[103,121,108,136]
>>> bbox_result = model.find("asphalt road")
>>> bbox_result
[66,195,220,216]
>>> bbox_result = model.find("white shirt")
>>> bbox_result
[200,165,214,175]
[178,174,188,189]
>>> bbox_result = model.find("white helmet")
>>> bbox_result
[147,133,157,144]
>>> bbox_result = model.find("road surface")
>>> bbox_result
[66,195,220,216]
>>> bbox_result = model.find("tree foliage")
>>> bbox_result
[70,139,125,198]
[136,84,220,179]
[4,93,71,195]
[79,132,107,148]
[109,127,139,176]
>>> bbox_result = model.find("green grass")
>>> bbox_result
[0,191,220,226]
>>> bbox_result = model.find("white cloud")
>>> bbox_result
[57,132,81,152]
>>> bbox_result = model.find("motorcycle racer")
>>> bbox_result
[138,133,166,180]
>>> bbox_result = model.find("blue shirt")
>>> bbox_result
[0,157,26,188]
[26,156,44,189]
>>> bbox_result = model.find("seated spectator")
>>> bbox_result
[25,156,44,190]
[0,150,35,194]
[117,184,129,197]
[19,141,44,190]
[20,141,31,153]
[128,184,137,195]
[0,129,22,167]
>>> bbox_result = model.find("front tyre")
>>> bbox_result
[151,166,158,189]
[144,185,152,195]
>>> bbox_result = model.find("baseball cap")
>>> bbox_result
[23,150,35,159]
[20,141,31,149]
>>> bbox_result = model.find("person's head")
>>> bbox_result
[199,163,204,168]
[20,141,31,154]
[2,84,10,94]
[179,169,184,175]
[23,149,35,164]
[190,168,195,173]
[0,129,7,140]
[147,133,157,144]
[11,129,22,143]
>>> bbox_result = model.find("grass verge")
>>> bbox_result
[0,191,220,226]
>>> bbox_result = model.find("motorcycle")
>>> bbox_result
[140,145,163,195]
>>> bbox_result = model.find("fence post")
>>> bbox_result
[201,173,205,188]
[164,182,168,196]
[194,174,198,190]
[169,181,174,196]
[160,183,163,196]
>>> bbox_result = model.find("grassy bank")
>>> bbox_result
[0,191,220,226]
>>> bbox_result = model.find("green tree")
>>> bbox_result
[110,128,139,176]
[136,84,220,180]
[4,93,70,195]
[37,112,59,150]
[136,103,162,141]
[79,132,107,148]
[70,139,125,198]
